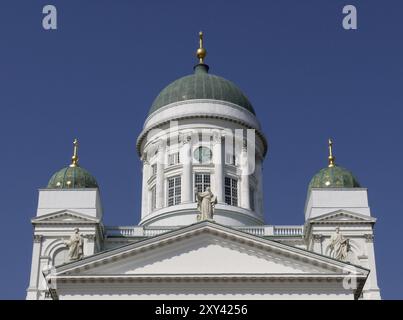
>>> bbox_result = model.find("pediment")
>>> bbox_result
[55,221,368,279]
[308,210,376,224]
[32,210,100,224]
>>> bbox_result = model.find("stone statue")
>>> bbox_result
[329,227,349,261]
[195,187,217,221]
[64,228,84,261]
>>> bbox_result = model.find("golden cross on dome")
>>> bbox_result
[70,138,79,167]
[196,31,207,64]
[328,138,335,167]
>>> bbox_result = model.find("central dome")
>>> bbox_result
[149,64,255,116]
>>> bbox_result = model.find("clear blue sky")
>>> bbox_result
[0,0,402,299]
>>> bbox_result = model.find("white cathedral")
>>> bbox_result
[27,33,381,300]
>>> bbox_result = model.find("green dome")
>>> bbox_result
[47,166,98,189]
[149,64,255,116]
[308,165,361,189]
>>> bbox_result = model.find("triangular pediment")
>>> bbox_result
[55,221,368,279]
[32,210,100,224]
[308,210,376,224]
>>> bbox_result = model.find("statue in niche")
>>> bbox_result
[64,228,84,261]
[195,187,217,221]
[329,227,350,261]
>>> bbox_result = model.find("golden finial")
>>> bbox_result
[328,138,335,167]
[196,31,207,64]
[70,138,79,167]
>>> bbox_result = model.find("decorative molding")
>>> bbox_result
[181,133,192,145]
[312,234,323,243]
[32,210,100,225]
[52,273,365,284]
[364,234,374,243]
[157,139,166,151]
[34,235,43,243]
[308,210,376,225]
[141,155,149,165]
[83,234,96,242]
[212,131,222,145]
[136,105,268,158]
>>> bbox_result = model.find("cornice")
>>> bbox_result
[136,103,268,158]
[53,273,366,284]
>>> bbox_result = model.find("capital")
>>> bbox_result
[313,234,323,243]
[83,234,96,242]
[157,139,166,151]
[33,234,43,243]
[212,131,222,145]
[364,234,374,243]
[180,133,192,145]
[140,155,149,165]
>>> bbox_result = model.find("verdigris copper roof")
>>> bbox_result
[308,166,361,189]
[149,64,255,116]
[47,166,98,189]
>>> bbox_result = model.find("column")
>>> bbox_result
[255,159,264,215]
[181,134,193,203]
[240,146,250,210]
[213,132,224,203]
[156,140,166,209]
[362,234,381,299]
[83,234,96,256]
[141,157,150,218]
[26,235,43,299]
[312,234,323,254]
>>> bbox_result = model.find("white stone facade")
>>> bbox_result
[26,66,381,300]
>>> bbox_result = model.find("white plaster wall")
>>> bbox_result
[37,189,102,218]
[305,189,370,220]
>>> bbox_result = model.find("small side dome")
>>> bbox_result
[47,138,98,189]
[47,166,98,189]
[308,166,360,189]
[308,139,361,190]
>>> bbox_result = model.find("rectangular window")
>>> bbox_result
[151,185,156,211]
[195,173,211,193]
[249,186,255,211]
[168,175,181,206]
[151,163,157,176]
[168,152,180,166]
[225,177,238,206]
